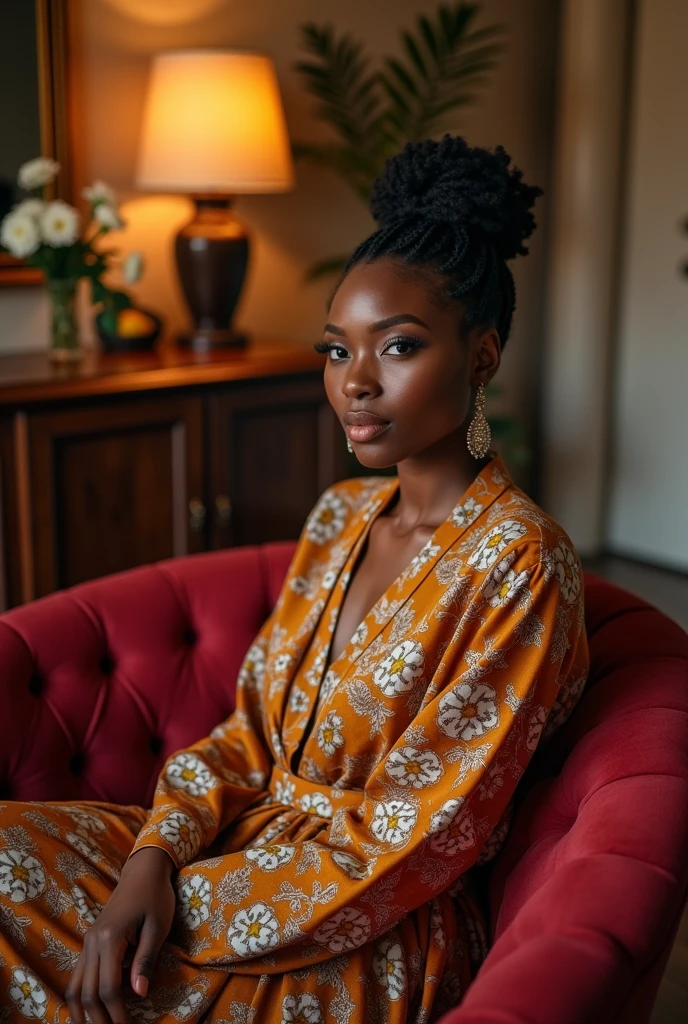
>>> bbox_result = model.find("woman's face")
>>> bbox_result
[320,258,499,470]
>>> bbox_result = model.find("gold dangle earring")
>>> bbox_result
[466,382,491,459]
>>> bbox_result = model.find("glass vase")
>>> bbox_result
[47,278,83,363]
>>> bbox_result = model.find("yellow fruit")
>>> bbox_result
[116,308,155,337]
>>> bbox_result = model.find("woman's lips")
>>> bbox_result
[345,421,391,443]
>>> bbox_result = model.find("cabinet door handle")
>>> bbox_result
[215,494,233,526]
[189,498,206,532]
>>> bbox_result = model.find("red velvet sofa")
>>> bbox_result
[1,542,687,1024]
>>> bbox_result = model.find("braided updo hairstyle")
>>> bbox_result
[344,135,543,349]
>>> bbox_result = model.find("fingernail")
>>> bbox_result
[135,975,149,997]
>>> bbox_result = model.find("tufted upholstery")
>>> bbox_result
[1,545,687,1023]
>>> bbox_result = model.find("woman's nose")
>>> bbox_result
[341,361,382,400]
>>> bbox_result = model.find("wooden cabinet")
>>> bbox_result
[0,340,346,608]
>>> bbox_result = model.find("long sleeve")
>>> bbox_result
[136,539,588,970]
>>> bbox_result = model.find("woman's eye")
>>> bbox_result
[384,337,421,355]
[329,346,348,361]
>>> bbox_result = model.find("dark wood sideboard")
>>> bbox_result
[0,339,348,610]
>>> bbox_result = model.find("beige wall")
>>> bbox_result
[607,0,688,570]
[0,0,559,459]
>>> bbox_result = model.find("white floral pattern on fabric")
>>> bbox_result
[0,851,46,904]
[407,541,441,579]
[373,640,425,696]
[158,811,201,862]
[275,776,296,806]
[350,620,369,647]
[306,491,347,545]
[483,557,530,607]
[67,808,107,839]
[550,541,581,605]
[299,792,333,819]
[331,851,373,880]
[526,706,548,751]
[245,844,295,872]
[71,885,102,925]
[437,682,499,740]
[288,686,309,714]
[372,938,407,1000]
[280,993,323,1024]
[428,799,476,855]
[227,901,280,957]
[8,966,48,1018]
[177,873,212,931]
[370,800,418,845]
[385,746,442,789]
[467,519,527,571]
[165,753,218,798]
[317,711,345,757]
[317,668,340,708]
[237,643,266,691]
[66,832,101,863]
[313,906,372,952]
[451,497,484,528]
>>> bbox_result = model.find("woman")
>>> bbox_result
[0,136,588,1023]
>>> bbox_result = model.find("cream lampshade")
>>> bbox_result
[136,50,294,347]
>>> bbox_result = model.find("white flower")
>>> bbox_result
[67,808,107,839]
[14,198,45,220]
[237,642,266,692]
[66,832,101,863]
[526,706,548,752]
[8,966,48,1018]
[40,200,79,246]
[227,900,280,956]
[467,519,527,571]
[317,668,340,707]
[407,541,441,578]
[18,156,59,190]
[451,497,484,528]
[372,938,406,1000]
[437,682,499,741]
[370,799,417,845]
[385,746,442,789]
[0,850,46,903]
[82,179,116,207]
[158,811,201,862]
[322,569,337,589]
[275,776,296,806]
[483,557,530,607]
[550,541,581,605]
[428,798,476,856]
[317,711,345,757]
[313,906,371,952]
[245,844,295,872]
[273,652,293,673]
[171,987,205,1019]
[280,993,323,1024]
[299,791,333,819]
[177,873,212,931]
[94,202,125,230]
[1,211,40,257]
[165,753,217,797]
[331,851,373,880]
[351,620,368,647]
[123,250,144,284]
[288,686,309,714]
[373,639,425,696]
[306,491,347,544]
[71,884,102,925]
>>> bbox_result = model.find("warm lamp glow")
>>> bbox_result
[136,50,294,194]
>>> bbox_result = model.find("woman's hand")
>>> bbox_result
[66,847,176,1024]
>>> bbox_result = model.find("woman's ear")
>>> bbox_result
[471,327,501,386]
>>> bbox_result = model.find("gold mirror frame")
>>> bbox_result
[0,0,71,287]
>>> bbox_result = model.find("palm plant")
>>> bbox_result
[294,2,505,278]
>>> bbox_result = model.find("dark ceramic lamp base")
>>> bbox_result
[175,195,250,349]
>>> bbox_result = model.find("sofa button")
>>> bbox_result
[149,736,163,756]
[28,672,43,696]
[69,752,86,775]
[100,654,115,674]
[183,627,197,646]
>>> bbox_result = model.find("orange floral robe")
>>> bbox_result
[0,455,589,1022]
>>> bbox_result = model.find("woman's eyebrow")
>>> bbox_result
[368,313,429,333]
[323,323,347,336]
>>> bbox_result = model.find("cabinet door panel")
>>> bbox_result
[210,377,346,548]
[26,396,204,598]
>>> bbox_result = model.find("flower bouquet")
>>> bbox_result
[0,157,144,362]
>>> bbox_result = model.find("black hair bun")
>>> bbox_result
[370,134,543,261]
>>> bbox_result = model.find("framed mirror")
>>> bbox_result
[0,0,71,286]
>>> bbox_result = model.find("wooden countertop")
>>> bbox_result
[0,338,326,405]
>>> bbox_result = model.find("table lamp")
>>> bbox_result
[136,50,294,348]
